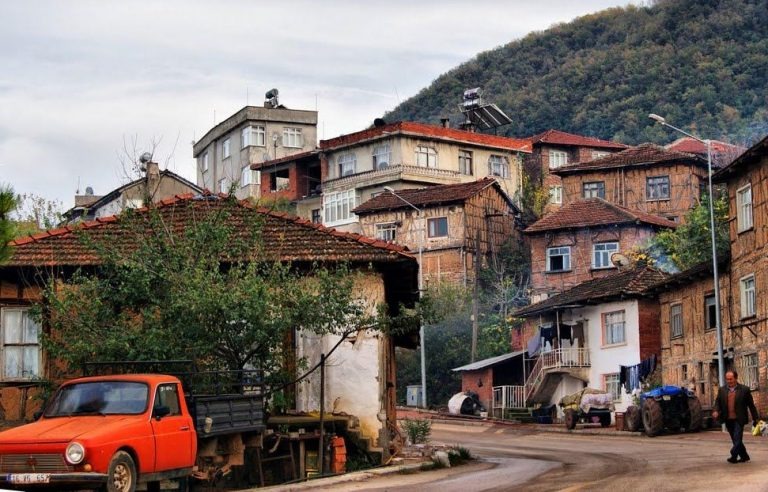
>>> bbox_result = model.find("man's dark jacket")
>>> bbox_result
[714,383,759,425]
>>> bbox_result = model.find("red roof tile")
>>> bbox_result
[551,144,706,175]
[713,134,768,182]
[665,137,744,156]
[514,265,669,317]
[524,198,678,233]
[6,194,414,267]
[320,121,532,153]
[529,129,628,150]
[352,178,512,215]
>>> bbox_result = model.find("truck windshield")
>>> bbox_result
[44,381,149,417]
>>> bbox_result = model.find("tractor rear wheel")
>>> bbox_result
[687,396,703,432]
[625,405,641,432]
[565,409,577,430]
[642,399,664,437]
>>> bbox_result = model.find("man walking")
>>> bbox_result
[712,370,759,463]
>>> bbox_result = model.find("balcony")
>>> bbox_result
[323,164,463,190]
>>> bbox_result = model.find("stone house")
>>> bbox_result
[523,129,628,216]
[524,198,677,302]
[312,121,531,233]
[0,194,418,460]
[508,265,667,418]
[352,178,521,286]
[551,144,710,224]
[62,161,204,223]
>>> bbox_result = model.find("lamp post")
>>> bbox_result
[648,113,725,389]
[384,186,427,409]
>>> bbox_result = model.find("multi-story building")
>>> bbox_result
[523,129,628,215]
[524,198,677,302]
[552,144,710,223]
[315,121,530,233]
[193,94,318,200]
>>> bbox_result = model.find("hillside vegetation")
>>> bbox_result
[385,0,768,145]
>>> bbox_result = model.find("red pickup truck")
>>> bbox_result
[0,363,265,492]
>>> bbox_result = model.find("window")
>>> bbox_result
[592,150,610,159]
[218,177,230,194]
[489,155,509,178]
[241,125,266,148]
[1,308,40,380]
[546,246,571,272]
[241,166,260,187]
[603,310,626,345]
[742,353,759,390]
[323,189,357,225]
[705,295,717,331]
[670,304,683,339]
[740,274,756,318]
[593,242,618,269]
[427,217,448,238]
[269,169,290,191]
[549,185,562,204]
[737,184,753,232]
[311,209,321,224]
[549,150,568,168]
[372,144,391,170]
[337,153,356,177]
[415,146,437,168]
[222,138,231,159]
[646,176,670,200]
[458,150,473,175]
[583,181,605,199]
[201,152,209,173]
[155,383,181,416]
[604,373,621,402]
[283,127,303,148]
[376,223,397,242]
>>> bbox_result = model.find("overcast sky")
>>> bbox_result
[0,0,634,210]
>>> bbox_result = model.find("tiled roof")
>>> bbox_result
[7,194,414,267]
[524,198,678,233]
[713,134,768,182]
[513,265,669,317]
[665,137,744,156]
[644,261,716,294]
[352,177,512,215]
[320,121,532,153]
[452,350,525,372]
[551,143,706,175]
[529,129,628,150]
[251,150,320,170]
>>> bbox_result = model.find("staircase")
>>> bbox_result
[492,348,590,417]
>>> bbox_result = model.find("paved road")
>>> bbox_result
[310,422,768,491]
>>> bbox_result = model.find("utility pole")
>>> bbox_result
[471,232,481,362]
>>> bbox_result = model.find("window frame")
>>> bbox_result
[241,125,266,148]
[592,150,610,160]
[670,303,683,339]
[546,246,571,272]
[201,152,209,173]
[742,353,759,390]
[740,274,756,319]
[646,175,670,201]
[737,184,753,232]
[592,242,619,269]
[458,150,473,175]
[604,373,621,402]
[704,294,717,331]
[372,144,391,170]
[549,150,568,168]
[583,181,606,199]
[488,155,509,178]
[218,177,230,194]
[603,310,626,346]
[311,209,321,224]
[337,153,357,177]
[240,166,260,188]
[415,146,438,168]
[427,217,448,238]
[375,222,397,242]
[222,138,231,160]
[282,127,303,148]
[323,189,357,226]
[549,185,562,204]
[1,307,41,381]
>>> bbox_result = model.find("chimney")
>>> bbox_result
[145,161,160,179]
[440,118,450,129]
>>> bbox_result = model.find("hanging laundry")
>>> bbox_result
[527,332,541,357]
[540,325,555,343]
[572,324,584,345]
[559,325,572,342]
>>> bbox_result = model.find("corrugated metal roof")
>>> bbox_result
[452,350,525,372]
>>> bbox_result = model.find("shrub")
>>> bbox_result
[401,418,431,444]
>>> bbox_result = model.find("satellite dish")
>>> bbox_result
[611,253,631,268]
[139,152,153,164]
[373,118,386,127]
[85,186,94,195]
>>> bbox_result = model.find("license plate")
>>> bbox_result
[662,395,671,401]
[8,473,51,484]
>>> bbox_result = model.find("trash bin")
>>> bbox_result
[615,411,625,431]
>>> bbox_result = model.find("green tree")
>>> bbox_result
[13,193,64,235]
[648,193,729,271]
[0,184,20,263]
[39,201,377,384]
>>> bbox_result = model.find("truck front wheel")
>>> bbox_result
[107,451,137,492]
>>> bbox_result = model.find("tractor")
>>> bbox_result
[624,385,703,437]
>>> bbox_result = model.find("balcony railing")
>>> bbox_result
[492,385,526,413]
[323,164,463,189]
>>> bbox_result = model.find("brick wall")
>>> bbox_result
[460,368,493,411]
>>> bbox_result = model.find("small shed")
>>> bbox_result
[452,351,526,411]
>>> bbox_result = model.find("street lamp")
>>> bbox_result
[384,186,427,409]
[648,113,725,389]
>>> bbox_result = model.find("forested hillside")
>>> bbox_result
[385,0,768,145]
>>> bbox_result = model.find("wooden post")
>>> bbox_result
[318,353,326,476]
[471,232,481,362]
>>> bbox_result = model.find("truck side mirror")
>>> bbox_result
[153,405,171,420]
